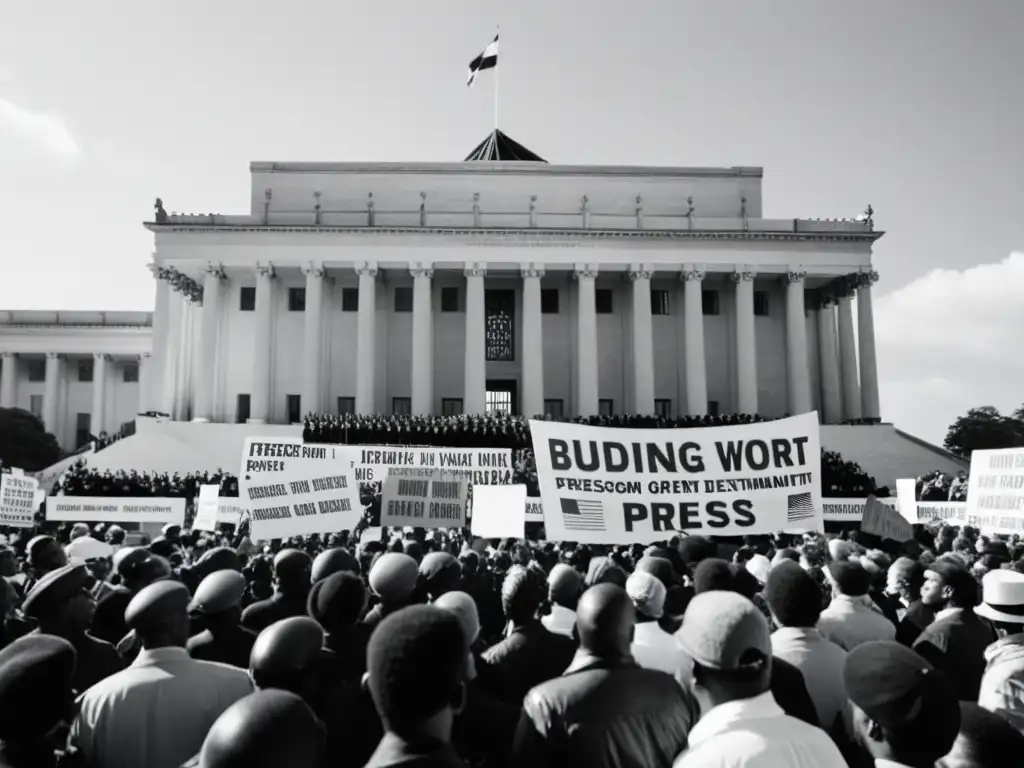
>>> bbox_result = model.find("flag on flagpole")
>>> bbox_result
[467,34,499,87]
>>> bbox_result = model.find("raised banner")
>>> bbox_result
[471,484,527,539]
[381,468,468,529]
[47,496,186,525]
[966,448,1024,534]
[216,498,248,525]
[822,497,897,522]
[529,412,823,543]
[0,472,39,528]
[352,446,512,486]
[525,497,544,521]
[861,495,913,542]
[192,485,220,532]
[238,439,362,540]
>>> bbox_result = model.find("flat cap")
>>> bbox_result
[0,635,77,739]
[189,570,247,616]
[114,547,151,578]
[311,548,359,583]
[433,591,481,645]
[584,556,627,589]
[635,556,681,588]
[626,570,667,619]
[368,553,419,602]
[307,572,366,630]
[125,580,190,631]
[22,563,90,619]
[27,536,60,567]
[250,617,324,678]
[161,523,182,537]
[418,552,462,597]
[676,591,770,671]
[273,549,312,578]
[198,547,242,575]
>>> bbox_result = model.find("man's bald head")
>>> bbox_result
[576,584,635,658]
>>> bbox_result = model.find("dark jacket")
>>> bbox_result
[896,599,935,647]
[512,652,697,768]
[914,608,997,701]
[90,586,133,645]
[771,655,820,727]
[239,591,309,633]
[482,622,575,706]
[32,630,123,697]
[364,732,466,768]
[186,624,257,670]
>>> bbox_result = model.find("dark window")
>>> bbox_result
[236,394,251,424]
[337,397,355,415]
[442,398,463,416]
[596,289,614,314]
[288,288,306,312]
[394,287,413,313]
[599,399,614,417]
[754,291,770,317]
[804,289,814,317]
[286,394,302,424]
[541,289,559,314]
[702,290,720,316]
[75,413,91,448]
[27,360,45,382]
[544,399,564,419]
[240,287,256,312]
[708,400,720,416]
[392,397,411,416]
[342,288,359,312]
[651,290,670,316]
[485,290,515,362]
[123,363,139,383]
[78,359,93,383]
[655,399,672,418]
[29,395,43,418]
[441,287,460,313]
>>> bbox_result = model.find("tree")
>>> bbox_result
[0,407,62,472]
[943,405,1024,458]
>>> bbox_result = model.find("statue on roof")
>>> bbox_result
[862,204,874,229]
[154,198,168,224]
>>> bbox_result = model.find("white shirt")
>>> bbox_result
[541,604,576,638]
[817,594,895,651]
[70,646,254,768]
[673,691,846,768]
[631,620,689,678]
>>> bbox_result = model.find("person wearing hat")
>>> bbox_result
[817,561,896,652]
[844,641,961,767]
[241,549,312,633]
[69,580,253,768]
[914,559,997,701]
[22,536,67,596]
[627,570,687,678]
[418,552,463,602]
[114,555,175,664]
[0,635,77,768]
[311,547,360,584]
[541,563,582,639]
[938,701,1024,768]
[514,584,695,768]
[248,617,325,703]
[21,563,124,696]
[308,571,371,678]
[0,576,32,651]
[673,591,846,767]
[884,556,935,647]
[362,553,420,630]
[974,568,1024,716]
[90,547,168,645]
[186,570,256,670]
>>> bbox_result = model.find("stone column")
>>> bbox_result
[520,266,545,418]
[815,293,843,424]
[43,353,61,434]
[681,267,708,416]
[0,353,16,407]
[148,265,170,415]
[137,353,153,413]
[837,288,862,421]
[249,264,275,424]
[783,270,812,415]
[302,264,326,415]
[857,270,881,422]
[463,263,487,415]
[193,265,225,422]
[629,265,655,415]
[732,269,758,414]
[355,262,378,415]
[92,354,108,435]
[410,263,434,415]
[574,265,599,417]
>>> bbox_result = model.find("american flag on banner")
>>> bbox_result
[787,492,815,524]
[560,497,606,532]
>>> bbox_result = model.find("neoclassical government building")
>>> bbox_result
[1,130,887,445]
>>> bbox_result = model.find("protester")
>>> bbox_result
[626,570,687,677]
[240,549,312,632]
[883,556,935,646]
[817,561,896,651]
[938,702,1024,768]
[186,570,255,669]
[540,563,580,639]
[974,568,1024,716]
[363,553,420,629]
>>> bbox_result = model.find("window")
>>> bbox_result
[78,359,93,383]
[486,390,512,415]
[655,399,672,418]
[754,291,770,317]
[75,413,91,448]
[29,395,43,419]
[485,290,515,362]
[337,397,355,415]
[702,290,720,316]
[394,287,413,313]
[286,394,301,424]
[441,287,460,313]
[240,287,256,312]
[123,363,139,383]
[288,288,306,312]
[442,398,463,416]
[651,290,670,316]
[708,400,720,416]
[342,288,359,312]
[392,397,411,416]
[544,399,564,419]
[595,289,614,314]
[27,360,45,382]
[599,399,614,417]
[541,289,559,314]
[236,394,251,424]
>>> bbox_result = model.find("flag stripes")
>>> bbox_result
[467,34,499,86]
[560,497,606,531]
[787,492,815,523]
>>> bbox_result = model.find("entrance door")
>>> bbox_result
[486,379,518,416]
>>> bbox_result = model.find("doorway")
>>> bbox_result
[485,379,518,416]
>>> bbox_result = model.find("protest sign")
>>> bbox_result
[526,497,544,522]
[472,484,527,539]
[965,448,1024,534]
[529,412,822,544]
[238,439,362,540]
[192,485,220,532]
[46,496,186,525]
[861,495,914,542]
[822,497,896,522]
[381,468,468,529]
[215,498,247,525]
[0,472,39,528]
[351,446,512,486]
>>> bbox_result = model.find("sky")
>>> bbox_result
[1,0,1022,445]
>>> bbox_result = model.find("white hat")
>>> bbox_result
[65,535,114,563]
[976,569,1024,625]
[745,554,771,585]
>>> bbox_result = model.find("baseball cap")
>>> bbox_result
[675,591,769,671]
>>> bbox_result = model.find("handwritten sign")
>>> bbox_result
[966,448,1024,534]
[381,468,468,529]
[0,473,39,528]
[352,446,512,486]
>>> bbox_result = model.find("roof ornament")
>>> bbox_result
[685,196,695,231]
[154,198,168,224]
[367,193,375,227]
[861,204,874,230]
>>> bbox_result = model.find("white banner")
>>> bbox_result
[46,496,186,525]
[966,448,1024,534]
[192,484,220,532]
[822,497,896,522]
[0,472,39,528]
[529,413,823,543]
[381,468,468,529]
[472,484,527,539]
[352,446,513,486]
[861,495,913,542]
[216,498,248,525]
[238,439,363,540]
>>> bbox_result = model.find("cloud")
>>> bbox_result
[0,97,80,158]
[874,253,1024,446]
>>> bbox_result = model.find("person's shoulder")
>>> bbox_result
[186,629,214,651]
[190,657,252,681]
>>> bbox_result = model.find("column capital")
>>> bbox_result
[254,262,276,279]
[0,352,12,359]
[573,264,598,280]
[355,261,378,278]
[205,263,226,280]
[730,269,757,283]
[520,264,545,279]
[856,269,880,289]
[93,353,111,361]
[302,262,327,279]
[409,262,434,279]
[781,270,808,286]
[680,265,706,282]
[628,264,653,282]
[464,262,487,279]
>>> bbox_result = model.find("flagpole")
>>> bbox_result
[493,26,500,131]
